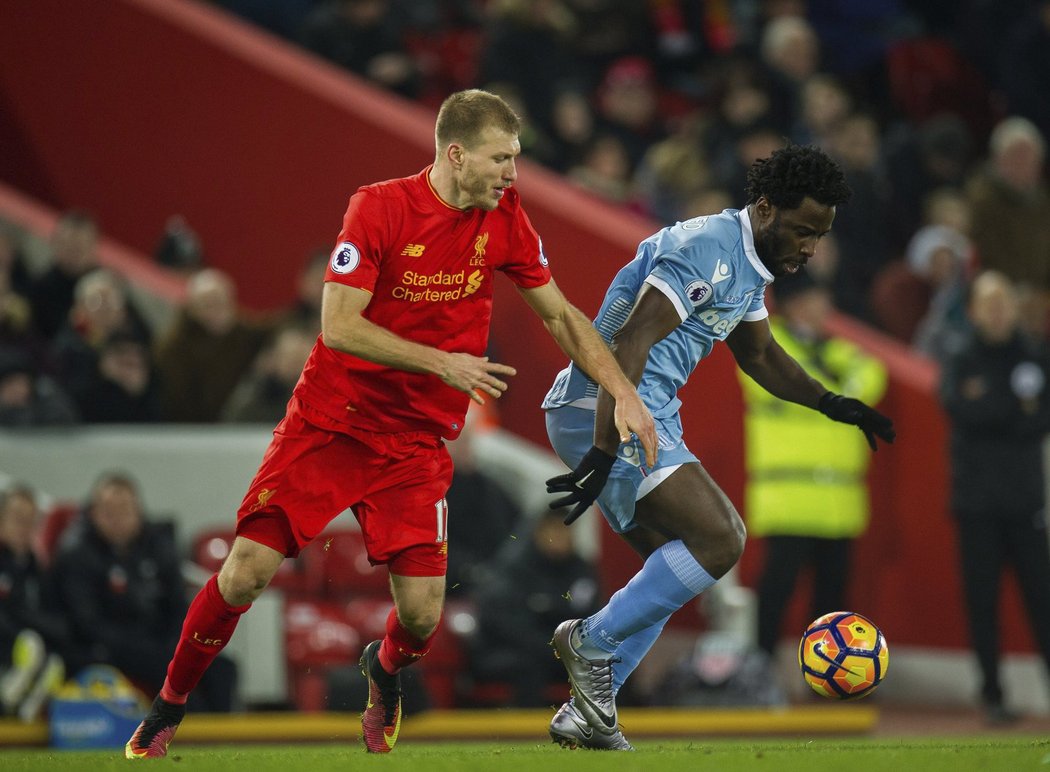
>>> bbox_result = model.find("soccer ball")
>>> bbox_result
[798,611,888,700]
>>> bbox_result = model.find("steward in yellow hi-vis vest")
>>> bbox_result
[738,272,888,655]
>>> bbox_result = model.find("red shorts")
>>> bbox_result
[236,397,453,576]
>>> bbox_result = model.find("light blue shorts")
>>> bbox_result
[544,405,699,534]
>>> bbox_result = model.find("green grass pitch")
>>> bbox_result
[2,738,1049,771]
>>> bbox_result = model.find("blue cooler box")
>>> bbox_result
[49,666,145,750]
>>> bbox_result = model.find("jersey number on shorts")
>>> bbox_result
[434,498,448,544]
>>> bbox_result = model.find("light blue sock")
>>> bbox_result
[578,540,716,655]
[611,615,670,696]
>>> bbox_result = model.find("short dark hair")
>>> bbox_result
[435,89,520,151]
[90,470,141,503]
[745,144,851,209]
[0,484,36,522]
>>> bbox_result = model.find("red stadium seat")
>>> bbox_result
[191,527,320,596]
[340,597,395,643]
[35,502,81,566]
[284,597,395,712]
[414,598,475,709]
[284,599,364,669]
[284,598,363,712]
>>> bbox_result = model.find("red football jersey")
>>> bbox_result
[293,167,552,439]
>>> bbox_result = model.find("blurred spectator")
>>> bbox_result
[298,0,420,98]
[0,225,39,360]
[155,268,271,422]
[740,272,888,660]
[945,0,1033,92]
[0,485,72,720]
[50,472,237,712]
[805,0,913,114]
[560,0,654,88]
[966,116,1050,295]
[998,0,1050,142]
[883,114,975,251]
[153,215,204,275]
[761,12,819,83]
[909,189,975,359]
[791,73,852,148]
[939,270,1050,724]
[443,402,522,597]
[633,113,716,223]
[0,345,78,427]
[567,133,635,206]
[647,0,729,94]
[48,268,150,397]
[482,81,558,168]
[683,187,733,219]
[803,229,841,288]
[825,112,893,322]
[1015,281,1050,346]
[28,210,99,340]
[275,248,328,335]
[476,0,577,132]
[0,223,32,300]
[222,323,314,424]
[70,329,163,424]
[547,86,599,173]
[467,506,599,706]
[702,59,781,193]
[593,55,667,174]
[712,122,785,206]
[756,14,821,131]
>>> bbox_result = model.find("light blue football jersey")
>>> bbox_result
[543,208,773,420]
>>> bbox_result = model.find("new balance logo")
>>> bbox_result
[401,244,425,257]
[711,259,732,284]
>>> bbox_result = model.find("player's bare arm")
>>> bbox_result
[519,279,658,465]
[586,283,684,457]
[726,318,826,407]
[727,318,895,449]
[322,282,516,403]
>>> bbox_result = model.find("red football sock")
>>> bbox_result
[377,606,437,674]
[161,574,251,702]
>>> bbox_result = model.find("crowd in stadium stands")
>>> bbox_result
[0,210,323,427]
[1,475,237,719]
[2,0,1050,427]
[4,0,1050,716]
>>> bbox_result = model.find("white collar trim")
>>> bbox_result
[738,207,774,283]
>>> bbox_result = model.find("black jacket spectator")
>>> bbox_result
[0,488,74,671]
[50,473,236,711]
[467,509,599,706]
[942,331,1050,516]
[0,346,79,427]
[940,271,1050,721]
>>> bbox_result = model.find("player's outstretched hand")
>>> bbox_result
[546,446,617,525]
[818,391,896,451]
[614,391,658,466]
[439,354,517,405]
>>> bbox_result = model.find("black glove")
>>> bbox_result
[546,446,617,525]
[818,391,896,451]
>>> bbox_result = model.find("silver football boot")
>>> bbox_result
[551,619,618,732]
[549,699,634,751]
